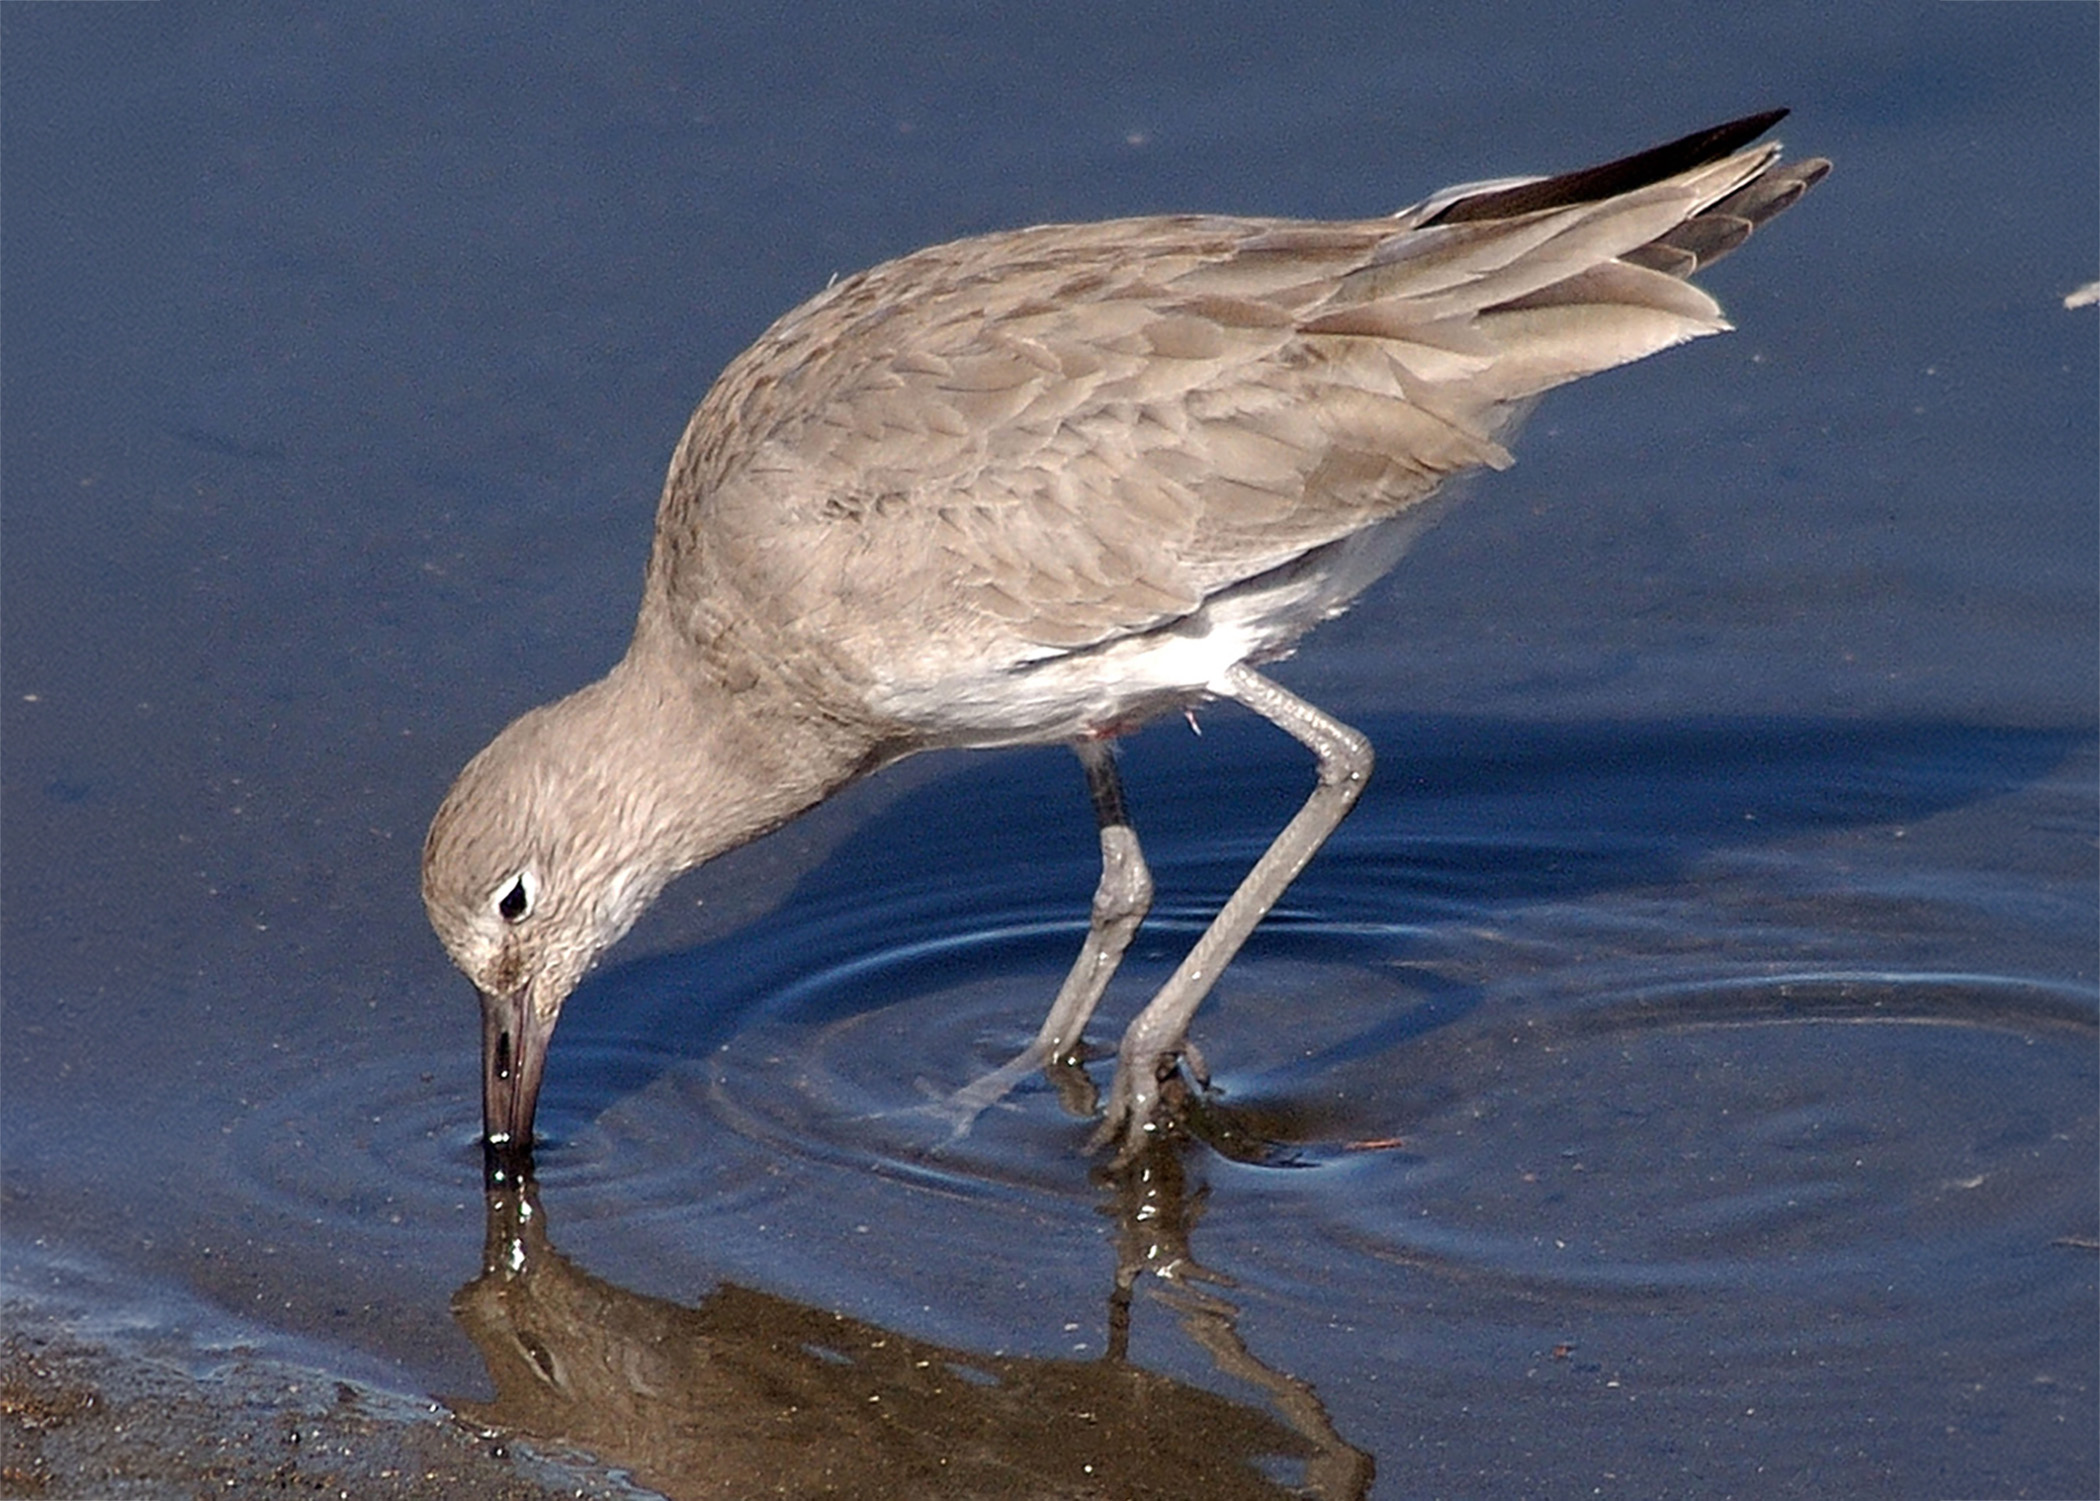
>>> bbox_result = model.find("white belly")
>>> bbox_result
[868,502,1451,746]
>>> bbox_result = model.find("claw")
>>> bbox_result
[1087,1045,1200,1163]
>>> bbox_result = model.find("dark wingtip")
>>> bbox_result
[1423,108,1793,227]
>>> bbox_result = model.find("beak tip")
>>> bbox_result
[477,984,554,1186]
[482,1131,535,1189]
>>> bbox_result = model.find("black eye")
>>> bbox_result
[497,873,533,923]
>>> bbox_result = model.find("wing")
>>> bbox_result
[644,113,1826,686]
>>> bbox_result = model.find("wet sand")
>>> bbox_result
[1,1313,645,1501]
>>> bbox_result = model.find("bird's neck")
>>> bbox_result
[596,629,889,882]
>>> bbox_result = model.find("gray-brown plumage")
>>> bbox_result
[424,111,1827,1173]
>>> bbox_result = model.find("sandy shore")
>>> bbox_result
[1,1315,649,1501]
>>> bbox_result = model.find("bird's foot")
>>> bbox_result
[917,1034,1109,1146]
[1086,1046,1201,1165]
[914,1046,1044,1144]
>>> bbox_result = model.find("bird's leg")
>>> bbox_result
[1090,665,1371,1162]
[1042,740,1155,1049]
[935,736,1154,1131]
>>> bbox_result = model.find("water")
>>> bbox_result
[4,5,2094,1498]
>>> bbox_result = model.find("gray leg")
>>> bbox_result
[1028,737,1155,1066]
[935,737,1154,1132]
[1091,664,1372,1160]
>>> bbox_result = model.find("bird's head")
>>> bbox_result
[422,684,679,1172]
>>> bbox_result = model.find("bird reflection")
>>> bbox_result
[450,1133,1370,1500]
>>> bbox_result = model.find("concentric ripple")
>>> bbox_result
[677,873,1470,1196]
[218,1028,811,1243]
[221,823,2097,1329]
[669,912,1173,1200]
[1206,969,2098,1307]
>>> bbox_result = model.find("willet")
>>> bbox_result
[424,110,1827,1173]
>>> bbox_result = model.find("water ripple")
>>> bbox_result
[1202,969,2097,1308]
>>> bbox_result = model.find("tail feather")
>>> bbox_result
[1402,109,1830,285]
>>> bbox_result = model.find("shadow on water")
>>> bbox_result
[548,712,2087,1133]
[452,1138,1372,1501]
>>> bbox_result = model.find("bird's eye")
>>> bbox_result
[496,871,536,924]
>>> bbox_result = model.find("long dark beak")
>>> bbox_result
[480,985,556,1184]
